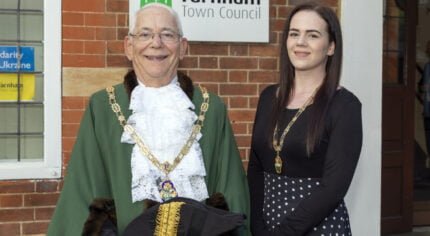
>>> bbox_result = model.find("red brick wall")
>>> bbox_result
[0,0,339,235]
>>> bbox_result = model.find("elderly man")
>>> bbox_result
[47,3,250,235]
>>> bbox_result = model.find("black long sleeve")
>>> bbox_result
[248,85,362,236]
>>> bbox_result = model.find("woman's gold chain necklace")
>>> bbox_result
[272,90,316,174]
[106,86,210,176]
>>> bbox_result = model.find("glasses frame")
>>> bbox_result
[128,31,182,44]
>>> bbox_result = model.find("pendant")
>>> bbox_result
[275,155,282,174]
[159,179,178,202]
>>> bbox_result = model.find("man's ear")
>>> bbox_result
[327,41,335,56]
[124,36,134,61]
[179,37,188,60]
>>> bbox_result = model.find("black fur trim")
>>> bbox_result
[123,70,194,100]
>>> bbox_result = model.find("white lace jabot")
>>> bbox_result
[121,77,209,203]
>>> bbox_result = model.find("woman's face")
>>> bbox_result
[286,10,335,74]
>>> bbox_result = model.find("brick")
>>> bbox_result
[107,55,131,67]
[220,84,257,96]
[35,207,55,220]
[249,71,278,83]
[220,58,258,70]
[259,58,278,70]
[0,182,34,194]
[199,57,218,69]
[23,221,50,234]
[228,110,256,123]
[107,41,125,54]
[188,71,227,83]
[242,160,249,170]
[117,14,128,27]
[62,110,85,124]
[179,57,198,69]
[63,40,84,54]
[0,209,33,222]
[62,138,76,153]
[272,18,286,32]
[0,195,23,207]
[250,45,279,57]
[250,96,259,109]
[62,152,72,173]
[289,0,339,7]
[107,0,129,12]
[63,0,105,12]
[36,181,59,193]
[85,13,117,27]
[62,12,84,26]
[232,123,248,135]
[228,71,248,83]
[0,223,20,235]
[277,5,293,19]
[62,97,85,110]
[272,0,287,5]
[63,26,96,40]
[189,44,228,55]
[238,149,247,161]
[117,28,129,39]
[230,45,249,56]
[62,123,80,138]
[235,135,252,147]
[63,54,105,67]
[84,41,107,54]
[96,28,117,40]
[24,193,59,207]
[229,97,249,109]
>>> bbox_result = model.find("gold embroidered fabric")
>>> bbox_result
[154,201,185,236]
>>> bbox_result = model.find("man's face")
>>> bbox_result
[124,7,188,87]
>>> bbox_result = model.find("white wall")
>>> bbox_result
[341,0,382,235]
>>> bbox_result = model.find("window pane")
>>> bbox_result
[20,13,43,41]
[0,0,43,11]
[0,13,18,40]
[20,0,43,11]
[0,135,17,160]
[33,73,44,102]
[20,134,43,160]
[0,104,18,133]
[21,104,43,133]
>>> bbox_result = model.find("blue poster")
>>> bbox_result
[0,46,35,72]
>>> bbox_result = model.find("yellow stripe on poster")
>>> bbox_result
[0,74,35,101]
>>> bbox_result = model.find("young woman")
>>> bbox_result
[247,2,363,235]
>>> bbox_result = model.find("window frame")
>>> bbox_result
[0,0,62,180]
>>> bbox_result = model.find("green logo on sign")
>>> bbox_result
[140,0,172,7]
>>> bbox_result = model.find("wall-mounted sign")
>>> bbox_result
[0,74,35,101]
[0,46,35,72]
[0,46,35,101]
[130,0,269,43]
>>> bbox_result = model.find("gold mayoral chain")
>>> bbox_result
[106,86,210,201]
[272,89,316,174]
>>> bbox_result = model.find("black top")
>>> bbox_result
[247,85,363,235]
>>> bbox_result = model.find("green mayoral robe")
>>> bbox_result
[47,84,250,236]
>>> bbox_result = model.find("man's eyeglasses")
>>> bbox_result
[128,31,182,43]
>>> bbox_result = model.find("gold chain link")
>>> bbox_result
[106,85,210,176]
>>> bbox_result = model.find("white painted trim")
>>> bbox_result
[0,0,62,180]
[341,0,382,235]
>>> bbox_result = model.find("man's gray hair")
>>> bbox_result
[129,3,184,36]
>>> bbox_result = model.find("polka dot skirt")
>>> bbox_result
[263,172,352,236]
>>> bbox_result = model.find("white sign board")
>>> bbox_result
[129,0,269,43]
